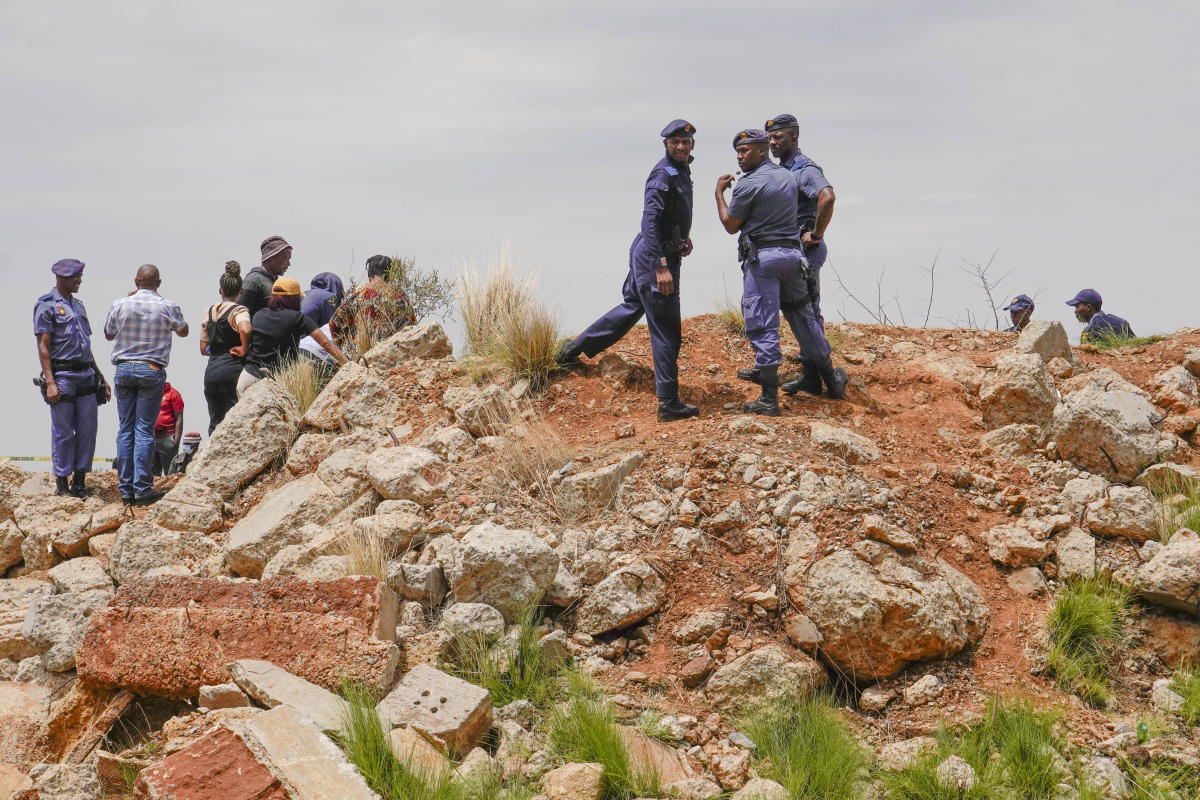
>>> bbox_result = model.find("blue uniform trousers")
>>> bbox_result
[742,246,831,369]
[570,237,681,400]
[803,240,827,331]
[114,361,166,499]
[48,370,98,477]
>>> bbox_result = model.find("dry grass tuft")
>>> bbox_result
[715,298,746,336]
[336,522,392,582]
[270,355,329,415]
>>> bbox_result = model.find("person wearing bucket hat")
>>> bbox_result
[765,114,837,396]
[554,119,699,422]
[717,129,847,416]
[237,276,348,396]
[238,235,293,316]
[1002,294,1035,332]
[1066,288,1133,343]
[34,258,109,497]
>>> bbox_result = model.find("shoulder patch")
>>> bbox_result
[664,165,679,176]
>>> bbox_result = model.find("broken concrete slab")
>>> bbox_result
[228,659,348,735]
[136,723,288,800]
[556,452,644,519]
[225,473,347,578]
[376,663,492,757]
[77,576,400,698]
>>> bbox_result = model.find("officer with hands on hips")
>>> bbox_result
[556,119,700,422]
[34,258,109,497]
[716,129,846,417]
[764,113,837,396]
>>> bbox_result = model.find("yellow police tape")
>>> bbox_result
[1,456,114,463]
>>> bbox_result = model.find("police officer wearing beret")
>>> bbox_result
[33,259,109,497]
[1066,289,1134,343]
[1002,294,1035,332]
[556,120,700,422]
[717,130,846,416]
[762,114,837,396]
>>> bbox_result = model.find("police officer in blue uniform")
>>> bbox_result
[556,120,700,422]
[716,130,847,416]
[34,259,109,497]
[1003,294,1035,332]
[1066,289,1134,343]
[761,114,838,397]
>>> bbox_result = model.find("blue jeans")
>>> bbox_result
[115,361,166,498]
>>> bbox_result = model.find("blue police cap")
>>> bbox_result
[732,129,769,148]
[1002,294,1034,312]
[1066,288,1102,308]
[51,259,84,277]
[660,119,695,139]
[765,114,799,131]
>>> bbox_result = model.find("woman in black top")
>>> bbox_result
[201,262,253,433]
[236,277,347,397]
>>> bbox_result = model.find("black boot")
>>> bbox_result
[55,476,71,497]
[658,397,699,422]
[821,364,849,400]
[743,366,781,416]
[781,360,823,396]
[736,366,762,384]
[70,471,92,499]
[554,339,583,368]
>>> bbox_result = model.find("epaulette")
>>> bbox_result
[664,165,679,176]
[36,292,55,303]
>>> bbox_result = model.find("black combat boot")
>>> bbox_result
[735,366,762,384]
[658,397,699,422]
[742,366,781,416]
[554,339,583,368]
[821,364,849,400]
[781,360,823,396]
[70,470,92,499]
[55,476,71,497]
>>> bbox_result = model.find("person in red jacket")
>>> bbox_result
[153,382,184,476]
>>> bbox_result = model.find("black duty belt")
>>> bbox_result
[754,239,802,250]
[50,358,94,373]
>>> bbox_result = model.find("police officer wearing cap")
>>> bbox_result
[761,114,837,396]
[1066,289,1133,343]
[556,119,700,422]
[1002,294,1035,332]
[717,130,846,416]
[34,259,109,497]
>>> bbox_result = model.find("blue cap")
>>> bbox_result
[660,119,695,139]
[732,129,769,147]
[765,114,798,130]
[1066,288,1102,308]
[1002,294,1034,312]
[51,259,84,277]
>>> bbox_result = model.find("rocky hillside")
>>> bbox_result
[2,316,1199,799]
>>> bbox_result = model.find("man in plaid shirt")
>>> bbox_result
[104,264,189,505]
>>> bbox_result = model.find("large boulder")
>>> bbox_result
[704,645,826,712]
[0,519,23,573]
[144,479,224,534]
[979,353,1057,428]
[1136,529,1200,616]
[986,522,1052,566]
[455,385,519,437]
[366,446,449,505]
[1086,485,1159,541]
[301,361,401,431]
[978,424,1043,460]
[440,522,558,622]
[1051,385,1161,482]
[108,520,219,585]
[1,579,54,660]
[574,559,666,635]
[22,589,110,671]
[1014,320,1074,363]
[362,321,453,372]
[13,494,90,570]
[787,541,989,680]
[1055,527,1096,581]
[1151,366,1199,411]
[186,379,300,497]
[556,452,645,519]
[225,473,347,578]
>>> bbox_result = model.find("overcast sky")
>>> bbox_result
[2,0,1197,461]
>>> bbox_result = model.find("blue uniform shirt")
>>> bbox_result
[728,161,802,242]
[1083,312,1133,341]
[639,156,693,262]
[781,151,831,230]
[33,289,94,363]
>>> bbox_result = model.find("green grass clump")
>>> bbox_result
[880,698,1064,800]
[445,605,564,709]
[1121,758,1200,800]
[632,709,676,743]
[740,693,867,800]
[1170,663,1200,727]
[1083,328,1165,351]
[548,673,659,800]
[1046,574,1131,706]
[1143,470,1200,543]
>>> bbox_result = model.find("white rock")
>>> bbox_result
[440,522,558,622]
[986,522,1052,566]
[704,645,826,712]
[1014,320,1074,363]
[935,755,975,790]
[1136,529,1200,615]
[1051,385,1161,483]
[980,352,1058,428]
[455,385,519,437]
[809,422,879,463]
[228,658,348,734]
[47,557,112,594]
[574,559,665,636]
[556,452,644,519]
[903,674,943,706]
[225,474,347,578]
[107,520,218,585]
[440,602,505,648]
[366,445,449,504]
[1055,527,1096,581]
[1086,485,1159,541]
[22,588,110,671]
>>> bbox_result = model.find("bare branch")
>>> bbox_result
[957,250,1010,330]
[830,265,886,324]
[922,249,941,328]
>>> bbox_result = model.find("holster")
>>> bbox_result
[737,235,757,263]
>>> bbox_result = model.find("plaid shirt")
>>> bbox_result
[103,289,188,366]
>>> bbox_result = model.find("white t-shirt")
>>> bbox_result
[299,323,335,363]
